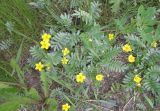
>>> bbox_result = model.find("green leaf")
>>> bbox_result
[0,82,11,89]
[143,79,160,95]
[62,92,76,107]
[109,0,125,13]
[155,24,160,41]
[137,5,156,27]
[125,34,146,48]
[0,93,32,111]
[144,94,154,108]
[28,88,40,100]
[105,61,128,73]
[46,98,58,110]
[16,38,24,63]
[0,101,20,111]
[93,100,116,108]
[10,59,24,84]
[40,72,49,98]
[140,31,153,43]
[48,73,74,92]
[80,33,92,48]
[30,45,46,61]
[44,52,61,65]
[10,39,25,85]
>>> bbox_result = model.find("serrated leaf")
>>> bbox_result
[40,72,49,98]
[144,94,154,108]
[109,0,125,13]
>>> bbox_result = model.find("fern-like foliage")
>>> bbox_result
[43,52,61,66]
[60,13,72,27]
[136,103,147,110]
[123,34,160,98]
[5,21,14,33]
[143,65,160,95]
[88,46,127,73]
[51,31,80,51]
[106,60,128,73]
[69,0,86,8]
[124,34,146,48]
[28,0,46,9]
[101,46,120,63]
[50,32,70,51]
[123,74,135,91]
[89,1,101,19]
[27,57,38,68]
[29,46,46,61]
[109,0,125,13]
[146,65,160,79]
[72,8,93,24]
[143,79,160,95]
[72,1,101,24]
[142,49,160,65]
[0,39,13,50]
[111,83,122,93]
[50,88,62,97]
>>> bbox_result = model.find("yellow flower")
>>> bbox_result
[96,74,104,81]
[42,33,51,42]
[108,33,114,41]
[62,48,70,56]
[122,44,132,52]
[136,83,141,87]
[62,103,70,111]
[128,54,135,63]
[35,62,44,71]
[40,41,50,49]
[47,66,51,70]
[89,38,92,42]
[61,57,69,64]
[151,41,157,48]
[76,73,86,83]
[133,75,142,83]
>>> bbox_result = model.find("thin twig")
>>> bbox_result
[122,92,139,111]
[69,96,112,110]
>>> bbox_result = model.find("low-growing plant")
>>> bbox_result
[28,2,127,110]
[0,0,160,111]
[120,5,160,110]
